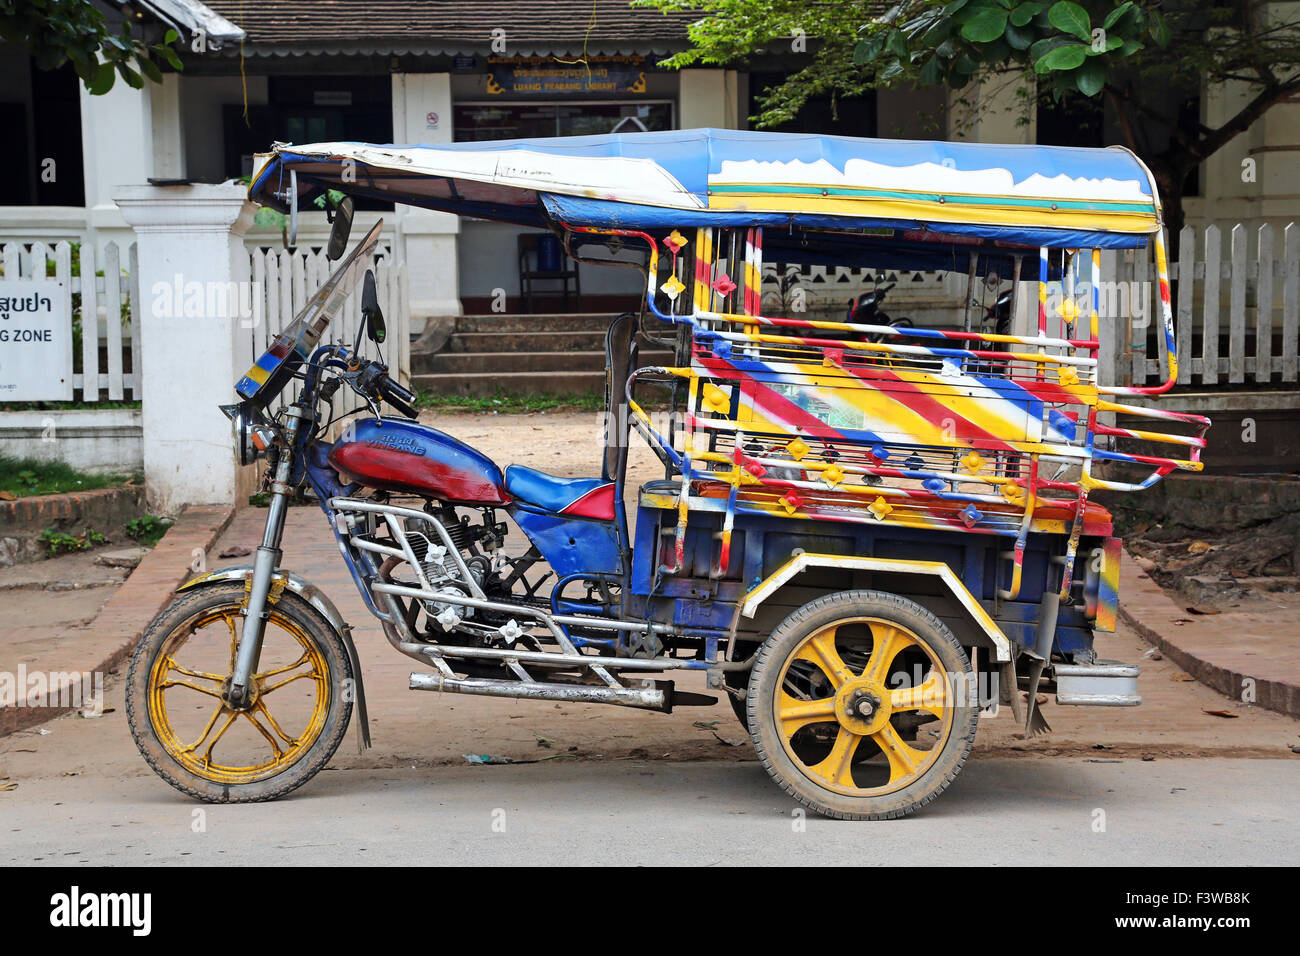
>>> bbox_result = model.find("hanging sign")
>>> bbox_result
[486,55,648,96]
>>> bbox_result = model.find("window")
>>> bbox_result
[223,75,392,207]
[1036,92,1105,149]
[454,101,674,141]
[0,54,84,206]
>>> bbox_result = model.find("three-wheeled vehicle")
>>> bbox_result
[126,129,1208,818]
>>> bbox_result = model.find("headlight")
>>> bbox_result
[219,403,277,466]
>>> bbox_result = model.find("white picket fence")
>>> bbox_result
[248,242,410,420]
[0,238,410,411]
[1113,222,1300,389]
[0,240,142,402]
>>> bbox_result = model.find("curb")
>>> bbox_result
[0,504,234,736]
[1118,555,1300,719]
[0,485,146,567]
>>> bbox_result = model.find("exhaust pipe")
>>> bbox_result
[409,672,671,712]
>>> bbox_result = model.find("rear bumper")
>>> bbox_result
[1054,660,1141,706]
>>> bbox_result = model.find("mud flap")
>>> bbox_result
[342,624,371,752]
[1022,591,1060,737]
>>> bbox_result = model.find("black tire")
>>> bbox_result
[126,581,352,803]
[747,589,978,820]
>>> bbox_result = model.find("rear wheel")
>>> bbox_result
[747,590,977,820]
[126,581,352,803]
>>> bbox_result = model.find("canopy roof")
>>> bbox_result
[249,128,1162,251]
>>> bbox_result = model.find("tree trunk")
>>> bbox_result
[1149,163,1187,258]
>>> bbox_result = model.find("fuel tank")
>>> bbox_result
[327,418,509,504]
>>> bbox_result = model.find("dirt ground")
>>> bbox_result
[1118,500,1300,611]
[3,409,1297,796]
[0,547,139,675]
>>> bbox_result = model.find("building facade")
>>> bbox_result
[2,0,1297,328]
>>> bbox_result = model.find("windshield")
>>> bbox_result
[235,219,384,406]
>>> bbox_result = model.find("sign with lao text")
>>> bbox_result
[486,55,648,96]
[0,280,72,401]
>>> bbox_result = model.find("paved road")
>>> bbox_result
[4,757,1296,866]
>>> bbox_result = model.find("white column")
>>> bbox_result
[679,69,740,129]
[150,73,186,180]
[81,81,155,250]
[113,184,258,514]
[392,72,462,323]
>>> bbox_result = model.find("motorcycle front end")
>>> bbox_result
[125,203,393,802]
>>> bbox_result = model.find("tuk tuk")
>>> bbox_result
[126,129,1208,819]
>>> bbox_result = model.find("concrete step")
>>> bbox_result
[454,313,616,333]
[446,330,608,353]
[420,349,673,375]
[412,370,606,397]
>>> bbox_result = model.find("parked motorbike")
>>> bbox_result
[845,281,915,342]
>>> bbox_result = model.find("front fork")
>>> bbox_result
[226,406,307,707]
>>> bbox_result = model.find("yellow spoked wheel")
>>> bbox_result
[748,590,978,820]
[127,581,352,803]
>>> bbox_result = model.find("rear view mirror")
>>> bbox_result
[361,269,386,343]
[326,196,355,261]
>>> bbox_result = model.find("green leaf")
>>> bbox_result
[164,28,179,44]
[138,56,162,84]
[1035,42,1089,72]
[853,37,884,64]
[1028,35,1072,60]
[1102,1,1134,30]
[1149,9,1171,47]
[254,207,286,229]
[960,7,1009,43]
[982,37,1012,62]
[1005,23,1034,50]
[1119,38,1143,56]
[116,62,144,89]
[1048,1,1090,41]
[887,30,910,58]
[1009,2,1043,27]
[1087,33,1123,54]
[922,17,953,44]
[880,60,906,82]
[1075,59,1105,96]
[87,60,116,95]
[919,55,944,85]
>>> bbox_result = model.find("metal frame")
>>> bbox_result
[740,552,1012,662]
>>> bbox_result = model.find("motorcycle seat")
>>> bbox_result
[504,465,616,520]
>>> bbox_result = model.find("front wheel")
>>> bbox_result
[747,590,978,820]
[126,581,352,803]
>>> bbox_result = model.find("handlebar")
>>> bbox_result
[377,372,418,418]
[338,351,418,418]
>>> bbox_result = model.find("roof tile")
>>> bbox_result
[201,0,697,47]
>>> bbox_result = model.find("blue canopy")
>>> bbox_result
[249,128,1162,250]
